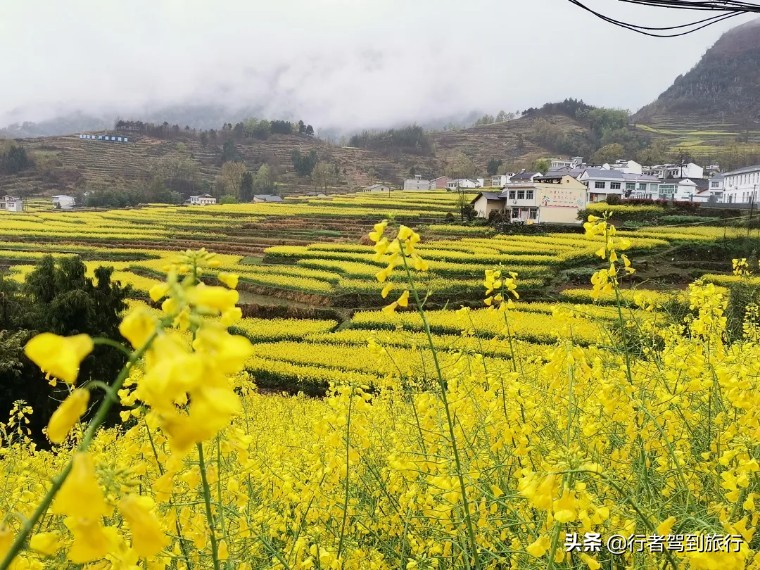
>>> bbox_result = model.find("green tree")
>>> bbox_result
[591,143,626,165]
[221,140,241,163]
[292,150,318,177]
[312,161,336,192]
[445,153,477,179]
[532,158,550,173]
[216,161,247,198]
[486,158,503,176]
[253,164,276,194]
[240,171,254,202]
[0,256,131,444]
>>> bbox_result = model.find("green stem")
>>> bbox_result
[336,387,354,559]
[145,420,193,569]
[197,442,221,570]
[215,437,229,556]
[0,331,157,570]
[399,241,481,569]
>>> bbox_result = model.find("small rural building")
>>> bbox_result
[644,162,704,180]
[52,195,76,209]
[0,196,23,212]
[708,174,725,202]
[253,194,284,203]
[471,192,505,219]
[362,184,391,193]
[188,194,217,206]
[491,174,511,188]
[429,176,449,190]
[510,170,542,183]
[447,179,483,190]
[403,175,432,191]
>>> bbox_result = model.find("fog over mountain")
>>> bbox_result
[0,1,752,136]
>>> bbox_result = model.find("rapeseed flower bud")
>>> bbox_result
[149,283,170,303]
[52,452,110,519]
[24,333,93,384]
[47,388,89,444]
[63,517,119,563]
[29,531,62,556]
[118,495,169,558]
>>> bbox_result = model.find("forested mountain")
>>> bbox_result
[635,19,760,125]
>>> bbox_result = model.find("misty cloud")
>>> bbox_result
[0,0,753,132]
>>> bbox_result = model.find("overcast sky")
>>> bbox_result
[0,0,753,130]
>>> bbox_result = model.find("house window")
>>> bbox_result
[610,182,621,190]
[526,190,534,199]
[511,208,519,218]
[509,190,515,199]
[626,183,635,191]
[638,183,647,191]
[529,208,538,220]
[594,181,606,189]
[517,190,525,200]
[711,182,719,188]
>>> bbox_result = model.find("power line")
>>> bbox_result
[567,0,760,36]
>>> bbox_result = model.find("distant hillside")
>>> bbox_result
[635,19,760,126]
[0,113,599,198]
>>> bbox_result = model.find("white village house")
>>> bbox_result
[447,178,484,190]
[491,174,512,188]
[361,183,391,193]
[644,162,704,180]
[0,196,24,212]
[52,195,76,209]
[403,175,432,191]
[188,194,217,206]
[721,165,760,204]
[252,194,284,203]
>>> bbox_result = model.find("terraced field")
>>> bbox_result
[2,191,751,396]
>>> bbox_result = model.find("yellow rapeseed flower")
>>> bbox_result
[24,333,93,384]
[47,388,89,444]
[217,272,239,289]
[52,452,110,519]
[118,494,169,558]
[119,310,157,349]
[63,516,119,564]
[29,531,62,556]
[186,285,239,313]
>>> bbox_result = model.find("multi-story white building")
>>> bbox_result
[549,156,584,170]
[491,174,511,188]
[644,162,704,180]
[622,174,662,199]
[608,160,643,175]
[471,174,587,223]
[578,168,626,202]
[708,174,725,202]
[722,165,760,204]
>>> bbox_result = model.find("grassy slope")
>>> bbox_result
[0,114,591,197]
